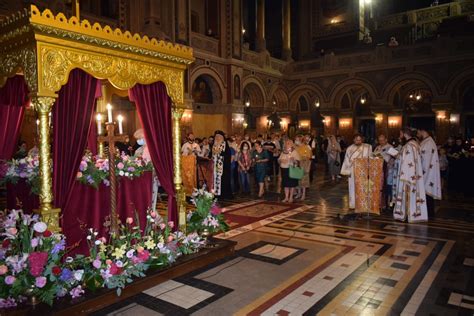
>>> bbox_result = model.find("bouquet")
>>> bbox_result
[0,155,40,195]
[187,188,228,234]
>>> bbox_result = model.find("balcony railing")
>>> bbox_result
[190,32,219,55]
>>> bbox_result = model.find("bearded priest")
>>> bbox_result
[417,128,441,218]
[340,134,373,210]
[393,127,428,223]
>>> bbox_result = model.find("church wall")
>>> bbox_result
[192,113,231,138]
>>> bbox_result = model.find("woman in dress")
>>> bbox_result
[278,140,300,203]
[252,141,270,198]
[295,135,312,201]
[237,142,252,194]
[212,131,233,199]
[326,135,341,181]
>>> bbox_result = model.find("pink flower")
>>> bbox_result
[117,162,124,170]
[150,211,157,218]
[126,217,133,225]
[159,223,166,230]
[167,236,174,242]
[5,276,15,285]
[70,285,84,299]
[0,265,8,275]
[210,205,222,216]
[100,237,107,243]
[28,252,48,277]
[105,259,112,265]
[92,259,101,269]
[109,263,122,275]
[76,171,83,178]
[35,276,47,288]
[168,221,174,229]
[137,250,150,263]
[6,228,17,236]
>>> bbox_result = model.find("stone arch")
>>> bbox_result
[243,77,267,107]
[289,84,325,111]
[382,72,440,105]
[269,86,289,110]
[190,67,225,105]
[329,79,378,108]
[445,67,474,108]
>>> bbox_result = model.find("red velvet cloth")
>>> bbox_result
[46,172,151,255]
[87,112,98,156]
[53,69,101,211]
[129,82,177,225]
[6,180,39,213]
[0,76,29,160]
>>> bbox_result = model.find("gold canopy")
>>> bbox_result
[0,5,194,231]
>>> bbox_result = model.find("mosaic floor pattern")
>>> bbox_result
[93,167,474,315]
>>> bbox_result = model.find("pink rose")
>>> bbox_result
[76,171,83,178]
[109,263,122,275]
[126,217,133,225]
[5,276,15,285]
[117,162,124,170]
[0,265,8,275]
[35,276,47,288]
[137,250,150,263]
[6,228,17,236]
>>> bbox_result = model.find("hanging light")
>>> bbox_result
[360,97,366,104]
[245,100,250,107]
[314,99,320,108]
[415,93,421,101]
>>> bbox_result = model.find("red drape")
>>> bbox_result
[53,69,101,211]
[87,113,98,156]
[129,82,177,225]
[0,76,29,160]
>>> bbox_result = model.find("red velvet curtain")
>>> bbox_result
[53,69,101,211]
[0,76,29,160]
[129,82,177,225]
[87,112,98,155]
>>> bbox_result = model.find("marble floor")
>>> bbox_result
[91,167,474,315]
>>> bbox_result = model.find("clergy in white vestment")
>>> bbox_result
[340,134,373,210]
[374,135,394,209]
[393,128,428,223]
[417,128,442,218]
[181,133,201,156]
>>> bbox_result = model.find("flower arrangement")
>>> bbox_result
[1,152,153,193]
[76,151,153,189]
[0,155,40,195]
[0,209,79,307]
[187,188,228,235]
[0,209,206,309]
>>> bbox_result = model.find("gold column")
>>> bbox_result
[32,96,61,232]
[256,0,266,52]
[172,105,186,232]
[282,0,292,61]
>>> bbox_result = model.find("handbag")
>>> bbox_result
[289,166,304,180]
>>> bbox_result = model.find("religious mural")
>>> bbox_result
[192,77,213,104]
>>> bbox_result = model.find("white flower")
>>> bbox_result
[65,257,74,263]
[119,171,124,176]
[33,222,47,233]
[116,260,123,268]
[86,235,92,240]
[94,240,102,245]
[74,269,84,281]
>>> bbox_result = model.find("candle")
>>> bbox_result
[117,115,124,134]
[96,113,103,135]
[106,103,113,123]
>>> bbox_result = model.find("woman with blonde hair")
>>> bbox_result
[326,135,341,181]
[295,135,312,201]
[278,140,300,203]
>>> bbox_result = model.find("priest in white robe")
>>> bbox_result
[393,128,428,222]
[417,128,442,218]
[340,134,373,210]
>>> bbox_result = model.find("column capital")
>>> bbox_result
[31,96,56,113]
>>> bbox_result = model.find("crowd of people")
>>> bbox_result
[180,127,474,222]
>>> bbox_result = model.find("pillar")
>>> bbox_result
[256,0,266,52]
[172,105,187,232]
[32,96,61,232]
[282,0,292,61]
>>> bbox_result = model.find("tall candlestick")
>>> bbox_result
[117,115,123,134]
[96,113,103,135]
[106,103,113,123]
